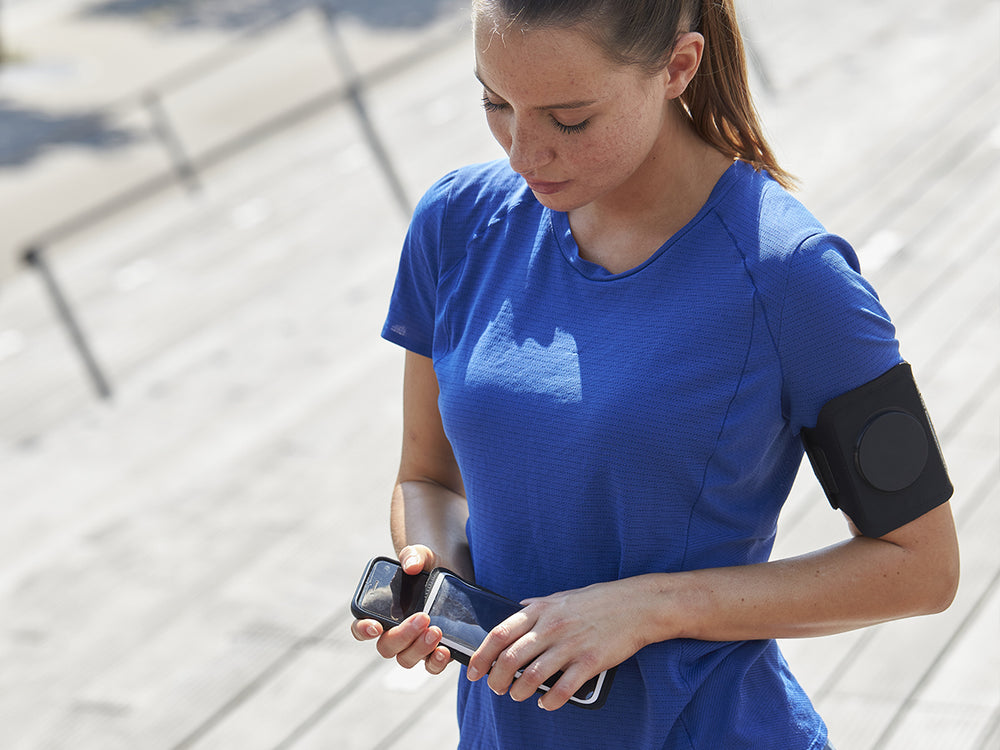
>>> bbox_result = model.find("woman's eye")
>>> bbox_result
[552,117,590,135]
[481,95,507,113]
[481,93,590,135]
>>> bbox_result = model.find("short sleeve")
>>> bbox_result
[381,171,458,358]
[777,233,903,433]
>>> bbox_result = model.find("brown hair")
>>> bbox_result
[473,0,796,189]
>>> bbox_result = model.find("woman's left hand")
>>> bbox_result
[465,577,656,711]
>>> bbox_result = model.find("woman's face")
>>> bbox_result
[474,17,671,212]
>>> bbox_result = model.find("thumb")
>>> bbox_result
[399,544,437,574]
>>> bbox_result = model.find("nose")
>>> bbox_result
[505,117,554,176]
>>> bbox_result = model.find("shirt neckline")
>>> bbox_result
[548,160,748,281]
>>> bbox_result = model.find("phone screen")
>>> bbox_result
[355,559,429,625]
[425,573,521,656]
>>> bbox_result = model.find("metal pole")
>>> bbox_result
[316,3,412,217]
[143,89,202,193]
[23,246,113,399]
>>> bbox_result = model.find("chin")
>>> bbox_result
[529,188,590,213]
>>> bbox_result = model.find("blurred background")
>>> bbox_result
[0,1,997,748]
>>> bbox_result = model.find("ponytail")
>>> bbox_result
[681,0,795,188]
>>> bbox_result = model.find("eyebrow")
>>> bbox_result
[474,69,599,111]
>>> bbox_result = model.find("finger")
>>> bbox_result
[374,612,431,660]
[487,629,553,698]
[351,619,383,641]
[395,624,444,670]
[398,544,439,575]
[467,613,523,683]
[467,611,534,688]
[537,664,593,712]
[425,644,452,676]
[507,656,562,703]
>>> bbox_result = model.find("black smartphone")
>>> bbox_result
[351,556,430,630]
[423,568,615,709]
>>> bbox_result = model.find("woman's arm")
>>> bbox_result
[351,350,471,670]
[643,501,959,641]
[390,350,471,579]
[472,502,959,710]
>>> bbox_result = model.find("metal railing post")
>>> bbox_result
[316,2,412,217]
[23,246,113,399]
[143,89,202,193]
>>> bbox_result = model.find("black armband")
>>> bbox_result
[801,363,953,538]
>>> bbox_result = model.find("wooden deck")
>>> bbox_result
[0,1,997,748]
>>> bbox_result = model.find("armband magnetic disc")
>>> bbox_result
[856,410,928,492]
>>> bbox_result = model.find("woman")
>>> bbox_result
[352,1,960,747]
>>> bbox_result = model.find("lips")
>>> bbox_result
[524,177,570,195]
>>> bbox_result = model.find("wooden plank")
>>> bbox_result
[879,577,1000,748]
[863,110,1000,322]
[376,681,461,750]
[276,663,457,750]
[0,291,409,747]
[169,617,390,750]
[831,62,999,247]
[751,0,997,217]
[818,478,1000,750]
[977,710,1000,750]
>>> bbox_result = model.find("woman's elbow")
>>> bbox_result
[880,501,961,616]
[922,538,960,614]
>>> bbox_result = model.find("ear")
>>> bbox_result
[662,31,705,99]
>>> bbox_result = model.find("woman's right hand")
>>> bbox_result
[350,545,453,674]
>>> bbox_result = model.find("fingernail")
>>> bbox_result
[467,666,481,681]
[366,624,380,637]
[425,629,439,646]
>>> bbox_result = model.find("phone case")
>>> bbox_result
[350,556,431,630]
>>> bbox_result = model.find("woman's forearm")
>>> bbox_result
[391,479,473,580]
[638,504,959,644]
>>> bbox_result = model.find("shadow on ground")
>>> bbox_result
[0,99,137,167]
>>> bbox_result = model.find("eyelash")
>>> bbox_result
[481,95,591,135]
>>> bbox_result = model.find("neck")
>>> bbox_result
[568,106,733,273]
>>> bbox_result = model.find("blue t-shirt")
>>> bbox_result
[382,159,900,749]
